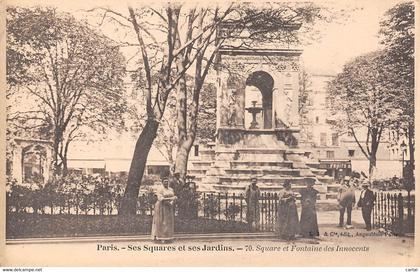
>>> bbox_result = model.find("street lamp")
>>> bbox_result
[400,141,407,179]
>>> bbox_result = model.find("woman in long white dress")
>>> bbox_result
[151,178,177,243]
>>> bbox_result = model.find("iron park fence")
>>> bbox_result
[6,190,280,231]
[372,191,415,235]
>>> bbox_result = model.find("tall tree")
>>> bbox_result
[92,5,221,214]
[327,51,401,178]
[379,1,414,181]
[93,3,337,214]
[7,7,127,177]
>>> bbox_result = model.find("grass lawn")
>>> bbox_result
[6,213,251,239]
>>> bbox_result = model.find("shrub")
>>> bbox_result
[137,191,157,215]
[203,195,220,219]
[224,203,241,221]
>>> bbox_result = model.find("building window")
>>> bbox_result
[348,149,355,157]
[194,145,199,157]
[332,133,339,146]
[320,133,327,146]
[315,116,319,124]
[326,151,334,159]
[347,131,352,137]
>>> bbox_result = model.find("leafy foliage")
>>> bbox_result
[327,51,402,176]
[7,7,127,175]
[379,2,414,162]
[203,195,220,219]
[6,175,126,215]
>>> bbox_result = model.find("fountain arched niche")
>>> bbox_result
[245,71,274,129]
[21,144,47,182]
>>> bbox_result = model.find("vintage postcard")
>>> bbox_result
[1,0,418,267]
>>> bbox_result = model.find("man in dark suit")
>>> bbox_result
[357,180,375,231]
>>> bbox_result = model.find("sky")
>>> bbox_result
[7,0,406,159]
[10,0,402,76]
[301,0,401,75]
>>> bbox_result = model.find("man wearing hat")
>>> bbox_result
[357,180,375,230]
[337,176,356,228]
[245,176,261,230]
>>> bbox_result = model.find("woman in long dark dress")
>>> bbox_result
[299,178,319,238]
[245,177,261,230]
[277,180,300,240]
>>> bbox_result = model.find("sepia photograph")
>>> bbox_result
[1,0,418,267]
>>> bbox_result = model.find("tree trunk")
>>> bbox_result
[62,157,68,177]
[61,137,72,177]
[167,145,175,175]
[119,119,160,215]
[52,129,62,178]
[368,154,377,179]
[174,60,188,181]
[368,129,380,179]
[174,138,194,181]
[52,142,60,177]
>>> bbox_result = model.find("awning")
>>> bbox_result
[105,159,131,172]
[67,159,105,169]
[104,159,170,172]
[319,160,351,169]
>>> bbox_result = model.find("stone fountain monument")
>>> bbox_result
[188,25,336,199]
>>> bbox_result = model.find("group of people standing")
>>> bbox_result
[246,175,376,241]
[245,177,320,240]
[150,174,376,244]
[337,176,375,231]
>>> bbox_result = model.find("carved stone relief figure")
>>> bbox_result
[227,88,237,127]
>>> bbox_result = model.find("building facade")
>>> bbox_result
[305,73,406,179]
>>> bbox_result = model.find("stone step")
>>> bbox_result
[326,184,341,192]
[218,176,313,186]
[224,168,301,177]
[306,162,321,168]
[237,153,285,161]
[210,185,328,199]
[191,160,213,165]
[199,150,216,160]
[317,176,335,184]
[187,169,208,175]
[213,184,312,193]
[229,161,294,168]
[235,148,287,154]
[326,193,339,200]
[310,168,327,174]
